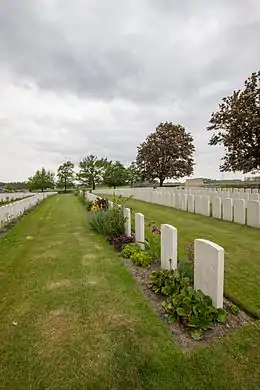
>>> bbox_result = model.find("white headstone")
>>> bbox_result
[124,208,131,236]
[201,196,210,216]
[187,194,195,213]
[234,199,246,225]
[247,200,260,228]
[222,198,233,222]
[194,239,224,308]
[135,213,145,249]
[194,195,202,214]
[161,224,177,270]
[181,194,188,211]
[212,197,222,219]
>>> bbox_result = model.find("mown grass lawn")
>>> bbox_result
[103,195,260,319]
[0,194,260,389]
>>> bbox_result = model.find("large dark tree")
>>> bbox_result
[207,71,260,173]
[103,161,127,189]
[57,161,74,192]
[78,154,107,190]
[136,122,195,186]
[27,168,55,192]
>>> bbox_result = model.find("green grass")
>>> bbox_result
[0,194,260,389]
[103,195,260,319]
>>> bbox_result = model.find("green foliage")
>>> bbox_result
[121,243,140,258]
[145,222,161,261]
[121,242,152,267]
[103,161,127,188]
[226,302,240,316]
[130,250,152,267]
[178,258,194,281]
[208,71,260,173]
[150,269,226,339]
[89,199,126,237]
[78,154,108,190]
[27,168,55,192]
[126,162,142,187]
[89,210,109,235]
[149,269,190,296]
[56,161,74,192]
[163,287,226,339]
[86,200,93,211]
[136,122,195,186]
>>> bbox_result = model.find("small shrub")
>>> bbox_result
[162,287,226,340]
[178,242,194,280]
[93,198,109,211]
[122,243,140,258]
[108,235,135,252]
[105,205,126,237]
[89,210,109,235]
[86,200,93,211]
[130,250,153,267]
[145,222,161,261]
[149,269,190,296]
[226,302,240,316]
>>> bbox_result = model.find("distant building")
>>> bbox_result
[185,178,204,187]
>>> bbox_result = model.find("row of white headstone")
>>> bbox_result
[94,188,260,229]
[0,192,33,203]
[0,192,56,228]
[85,191,224,309]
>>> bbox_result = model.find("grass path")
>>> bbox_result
[103,195,260,318]
[0,194,260,389]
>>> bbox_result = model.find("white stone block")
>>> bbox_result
[247,200,260,228]
[250,193,259,201]
[194,239,224,308]
[246,189,251,194]
[161,224,177,270]
[201,196,210,216]
[181,194,188,211]
[135,213,145,249]
[234,199,246,225]
[212,197,222,219]
[222,198,233,222]
[187,194,195,213]
[194,195,202,214]
[175,194,181,209]
[124,208,131,236]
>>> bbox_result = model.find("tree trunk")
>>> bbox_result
[64,178,67,193]
[159,177,164,187]
[41,188,44,192]
[113,185,116,189]
[92,180,96,190]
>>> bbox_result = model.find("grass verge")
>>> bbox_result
[0,194,259,389]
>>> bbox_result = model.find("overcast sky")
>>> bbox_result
[0,0,260,182]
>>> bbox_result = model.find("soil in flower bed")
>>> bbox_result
[121,257,252,351]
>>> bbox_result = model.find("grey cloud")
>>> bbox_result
[0,0,259,181]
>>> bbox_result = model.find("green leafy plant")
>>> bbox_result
[145,221,161,261]
[178,242,194,281]
[162,287,226,340]
[89,210,109,235]
[86,200,93,211]
[130,250,152,267]
[121,243,140,258]
[226,302,240,316]
[149,269,190,296]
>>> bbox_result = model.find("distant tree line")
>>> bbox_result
[26,70,260,192]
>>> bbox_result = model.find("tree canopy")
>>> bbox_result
[103,161,127,188]
[207,71,260,173]
[126,162,142,187]
[57,161,74,192]
[78,155,107,190]
[27,168,55,192]
[136,122,195,186]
